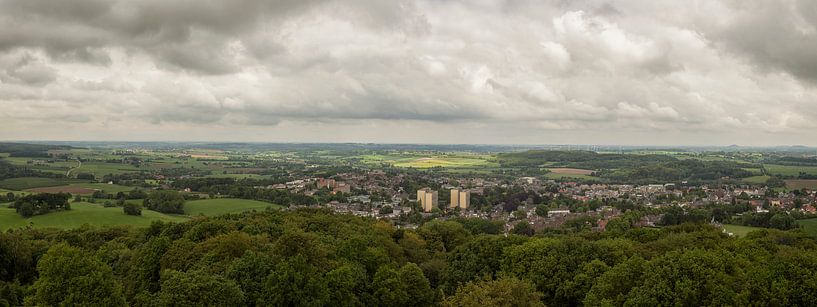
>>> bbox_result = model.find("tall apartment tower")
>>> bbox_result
[450,188,460,208]
[417,188,438,213]
[450,189,471,209]
[458,190,470,209]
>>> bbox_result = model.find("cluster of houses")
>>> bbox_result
[272,169,817,234]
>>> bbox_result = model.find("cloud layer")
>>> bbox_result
[1,0,816,145]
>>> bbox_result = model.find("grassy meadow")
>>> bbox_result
[0,177,90,190]
[765,164,817,176]
[184,198,281,216]
[0,202,187,231]
[722,224,764,237]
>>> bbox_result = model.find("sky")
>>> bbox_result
[1,0,816,146]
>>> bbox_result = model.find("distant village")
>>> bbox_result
[254,169,817,234]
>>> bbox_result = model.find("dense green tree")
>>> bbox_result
[261,255,329,306]
[29,244,126,306]
[155,269,244,306]
[512,220,534,236]
[145,190,185,214]
[442,276,544,307]
[124,202,142,216]
[535,204,548,217]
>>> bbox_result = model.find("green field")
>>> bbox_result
[543,173,597,181]
[360,153,497,170]
[765,164,817,176]
[184,198,281,216]
[205,173,268,179]
[797,218,817,237]
[785,180,817,190]
[742,175,770,184]
[0,202,187,230]
[0,177,90,190]
[68,183,136,194]
[722,224,765,237]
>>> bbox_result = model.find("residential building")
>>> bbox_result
[417,188,438,213]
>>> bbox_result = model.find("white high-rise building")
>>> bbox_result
[450,188,470,209]
[417,188,438,213]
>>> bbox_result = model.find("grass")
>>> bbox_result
[742,175,770,184]
[359,153,497,169]
[0,202,187,231]
[543,173,597,181]
[0,177,89,190]
[205,173,268,179]
[722,224,765,237]
[797,218,817,237]
[785,180,817,190]
[184,198,281,216]
[765,164,817,176]
[68,183,136,194]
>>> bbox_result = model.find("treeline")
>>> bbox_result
[763,155,817,166]
[170,178,322,206]
[496,150,675,169]
[9,193,71,217]
[2,210,817,306]
[496,150,755,183]
[0,142,70,157]
[0,160,63,181]
[601,159,754,183]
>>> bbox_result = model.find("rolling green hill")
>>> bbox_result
[0,202,187,230]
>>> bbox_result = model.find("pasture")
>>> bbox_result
[547,168,594,175]
[543,172,597,181]
[785,180,817,190]
[765,164,817,176]
[184,198,281,216]
[0,202,187,230]
[358,153,499,171]
[0,177,89,190]
[26,186,96,194]
[742,175,770,184]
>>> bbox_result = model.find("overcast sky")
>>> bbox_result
[1,0,816,146]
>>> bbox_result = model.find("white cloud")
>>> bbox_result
[0,0,815,145]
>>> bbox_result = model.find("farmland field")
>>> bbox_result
[393,157,493,168]
[68,183,136,194]
[0,202,187,230]
[184,198,281,216]
[785,180,817,190]
[26,186,96,194]
[765,164,817,176]
[547,168,595,175]
[360,153,497,169]
[0,177,90,190]
[743,175,770,184]
[543,172,597,181]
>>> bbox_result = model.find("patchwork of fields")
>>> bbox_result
[361,153,498,170]
[0,177,90,190]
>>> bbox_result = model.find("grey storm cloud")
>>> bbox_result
[0,0,816,145]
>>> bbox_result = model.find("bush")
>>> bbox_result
[76,173,96,180]
[144,190,185,214]
[124,203,142,216]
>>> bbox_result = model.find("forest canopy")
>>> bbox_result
[1,209,817,306]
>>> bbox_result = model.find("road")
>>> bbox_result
[66,159,82,177]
